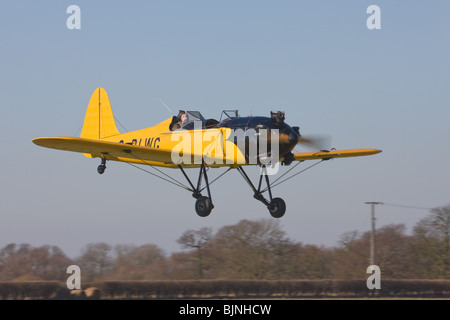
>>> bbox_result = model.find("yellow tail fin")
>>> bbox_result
[80,87,120,139]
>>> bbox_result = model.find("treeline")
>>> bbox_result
[1,205,450,282]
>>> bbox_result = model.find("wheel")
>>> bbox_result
[195,196,213,217]
[97,164,106,174]
[268,197,286,218]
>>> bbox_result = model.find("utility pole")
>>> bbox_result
[364,202,383,265]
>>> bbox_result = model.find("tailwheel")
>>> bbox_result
[97,158,106,174]
[268,197,286,218]
[97,164,106,174]
[195,196,213,217]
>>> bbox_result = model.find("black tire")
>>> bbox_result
[195,196,213,217]
[269,197,286,218]
[97,164,106,174]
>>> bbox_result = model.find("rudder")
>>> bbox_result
[80,87,120,140]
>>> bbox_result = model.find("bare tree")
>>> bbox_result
[331,224,414,279]
[0,243,73,281]
[413,204,450,278]
[76,242,113,281]
[112,244,165,280]
[211,219,295,279]
[287,243,333,279]
[176,227,213,279]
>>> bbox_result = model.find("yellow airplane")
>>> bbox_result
[33,88,381,218]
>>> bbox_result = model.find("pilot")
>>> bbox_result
[180,111,189,126]
[170,110,187,130]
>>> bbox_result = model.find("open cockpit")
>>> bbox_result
[169,110,241,131]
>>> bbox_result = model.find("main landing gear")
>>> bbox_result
[195,196,213,217]
[178,162,214,217]
[99,155,288,218]
[237,166,286,218]
[178,163,285,218]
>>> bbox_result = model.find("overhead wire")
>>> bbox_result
[379,203,432,211]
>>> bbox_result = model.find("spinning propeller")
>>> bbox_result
[297,134,332,151]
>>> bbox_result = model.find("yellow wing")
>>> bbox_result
[32,137,175,166]
[291,148,381,161]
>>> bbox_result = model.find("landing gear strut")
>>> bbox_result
[178,162,214,217]
[97,158,106,174]
[237,166,286,218]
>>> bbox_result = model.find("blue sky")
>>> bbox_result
[1,1,449,259]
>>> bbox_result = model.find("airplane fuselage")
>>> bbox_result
[100,115,299,168]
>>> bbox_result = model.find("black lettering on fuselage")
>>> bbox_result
[145,137,153,147]
[119,137,160,148]
[144,137,160,148]
[153,137,160,148]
